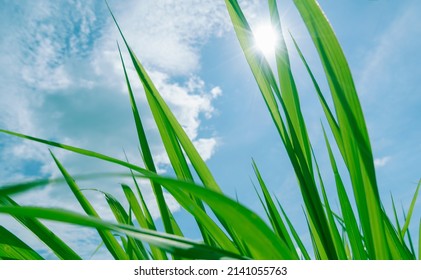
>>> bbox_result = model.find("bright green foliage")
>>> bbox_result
[0,0,419,260]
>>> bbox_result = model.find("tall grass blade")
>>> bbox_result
[275,198,311,260]
[118,45,175,236]
[101,191,149,260]
[252,160,298,257]
[391,195,404,242]
[292,0,388,258]
[401,180,421,237]
[269,0,313,171]
[225,0,337,259]
[313,151,347,259]
[122,184,169,260]
[50,151,129,260]
[323,128,366,259]
[107,4,222,195]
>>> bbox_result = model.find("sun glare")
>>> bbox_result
[253,23,278,57]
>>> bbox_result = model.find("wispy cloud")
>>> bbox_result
[374,156,391,168]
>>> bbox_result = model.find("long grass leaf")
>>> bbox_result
[0,196,81,260]
[0,226,44,260]
[0,206,245,260]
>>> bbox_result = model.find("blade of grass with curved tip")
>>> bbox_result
[150,176,297,260]
[252,160,297,257]
[0,196,81,260]
[0,172,139,197]
[0,226,44,260]
[50,151,129,260]
[0,129,157,178]
[0,206,246,260]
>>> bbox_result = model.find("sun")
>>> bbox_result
[253,23,279,57]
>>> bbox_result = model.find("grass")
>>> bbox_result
[0,0,420,260]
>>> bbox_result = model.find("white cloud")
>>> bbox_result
[374,156,391,168]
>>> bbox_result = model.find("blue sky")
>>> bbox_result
[0,0,420,259]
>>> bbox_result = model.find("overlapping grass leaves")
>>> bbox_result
[0,0,419,260]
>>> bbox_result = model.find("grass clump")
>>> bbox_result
[0,0,420,260]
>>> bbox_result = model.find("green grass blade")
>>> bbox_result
[401,208,416,257]
[225,0,337,259]
[252,160,298,257]
[122,184,168,260]
[312,150,347,259]
[103,191,149,260]
[0,196,81,260]
[159,183,239,254]
[401,180,421,237]
[107,5,222,195]
[292,0,387,259]
[127,163,184,238]
[419,219,421,260]
[382,215,414,259]
[0,129,157,178]
[0,206,245,260]
[323,128,367,259]
[275,198,311,260]
[151,176,297,259]
[291,35,343,156]
[50,151,129,260]
[118,45,175,236]
[269,0,313,173]
[0,172,134,197]
[0,226,44,260]
[391,195,403,240]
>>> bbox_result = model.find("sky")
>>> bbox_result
[0,0,420,259]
